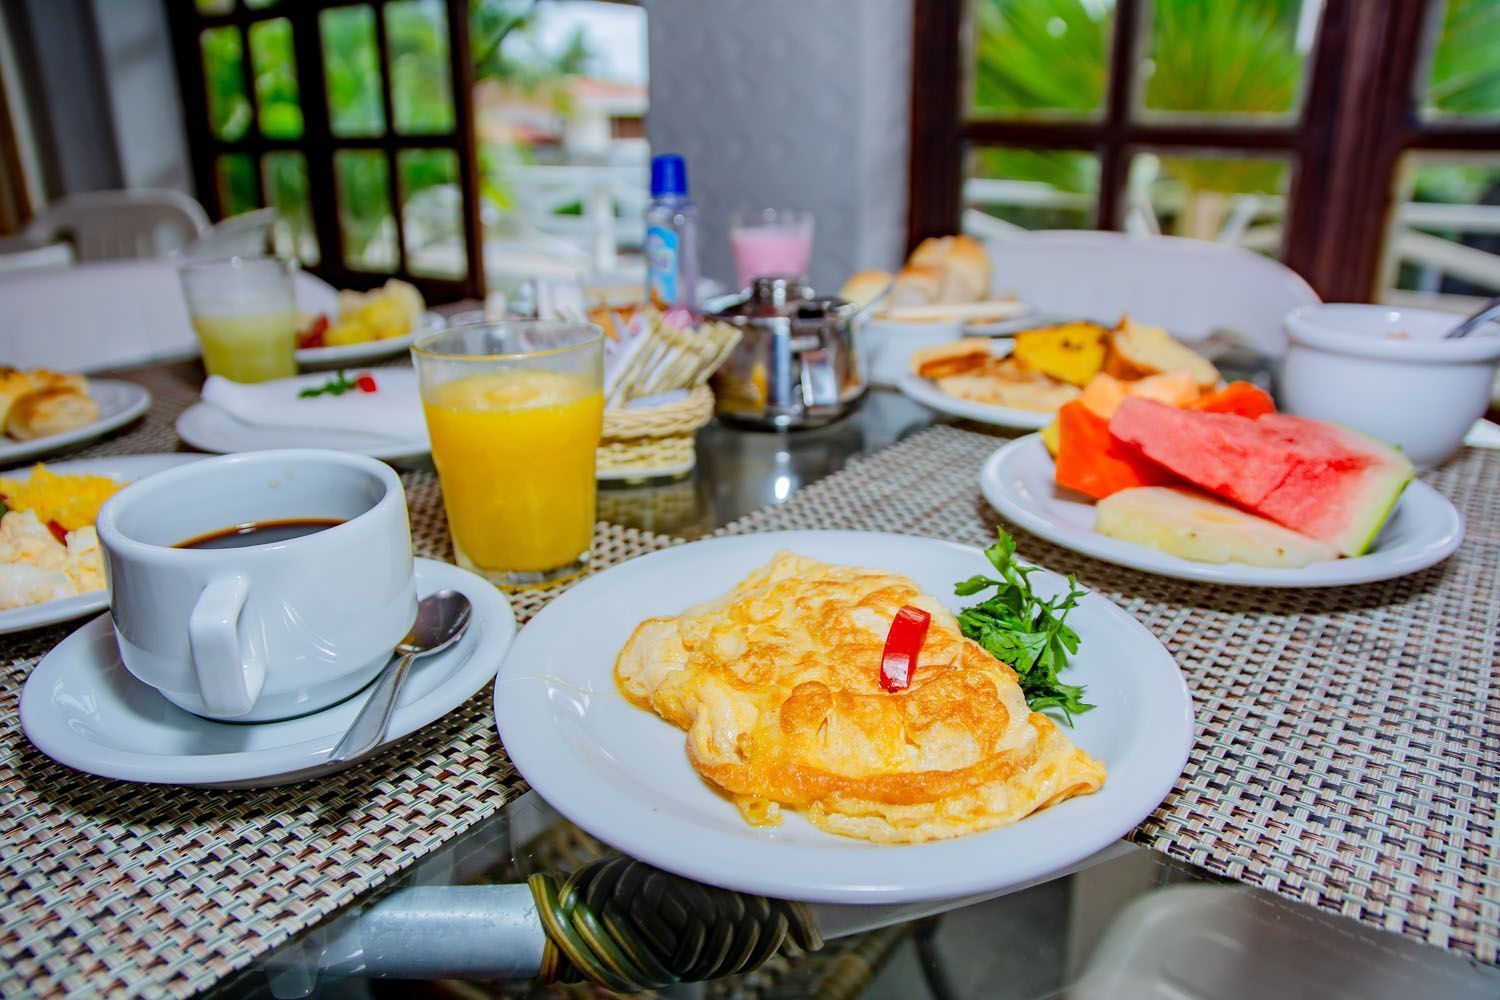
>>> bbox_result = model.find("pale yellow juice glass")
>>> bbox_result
[178,256,298,382]
[412,322,604,586]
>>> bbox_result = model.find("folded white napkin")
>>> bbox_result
[200,370,426,441]
[1465,419,1500,450]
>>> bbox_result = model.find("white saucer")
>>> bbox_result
[896,341,1054,430]
[19,558,515,787]
[0,379,152,468]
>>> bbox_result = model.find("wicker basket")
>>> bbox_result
[597,384,715,481]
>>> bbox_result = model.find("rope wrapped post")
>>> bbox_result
[529,856,823,992]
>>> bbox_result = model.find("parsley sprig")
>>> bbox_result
[954,527,1093,723]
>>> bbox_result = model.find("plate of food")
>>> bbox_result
[295,279,446,369]
[0,454,204,633]
[493,529,1193,904]
[978,388,1463,587]
[899,317,1220,430]
[0,369,152,467]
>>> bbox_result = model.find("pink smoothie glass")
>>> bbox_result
[730,209,814,289]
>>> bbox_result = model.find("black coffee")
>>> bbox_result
[177,518,344,550]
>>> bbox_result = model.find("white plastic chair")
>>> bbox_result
[184,207,277,259]
[23,189,210,262]
[980,230,1320,355]
[0,259,338,372]
[0,235,73,273]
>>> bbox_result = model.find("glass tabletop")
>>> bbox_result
[199,391,1499,999]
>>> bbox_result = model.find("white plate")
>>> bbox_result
[897,342,1054,430]
[175,370,430,462]
[0,454,205,634]
[493,530,1193,905]
[980,435,1465,587]
[0,379,152,468]
[19,558,515,787]
[295,311,446,369]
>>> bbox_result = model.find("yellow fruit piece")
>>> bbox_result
[1041,417,1061,457]
[1013,323,1108,387]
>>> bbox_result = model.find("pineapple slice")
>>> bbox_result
[1012,322,1108,387]
[1095,487,1338,568]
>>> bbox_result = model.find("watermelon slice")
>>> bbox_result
[1108,399,1414,556]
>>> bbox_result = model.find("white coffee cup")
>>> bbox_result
[95,449,418,722]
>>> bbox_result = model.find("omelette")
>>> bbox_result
[613,552,1106,843]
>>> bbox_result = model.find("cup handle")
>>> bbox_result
[187,575,264,717]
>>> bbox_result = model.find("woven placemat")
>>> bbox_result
[0,462,683,998]
[719,423,1500,964]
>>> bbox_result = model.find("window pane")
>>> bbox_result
[263,151,319,265]
[200,27,252,141]
[196,0,234,13]
[1419,0,1500,122]
[1137,0,1319,123]
[968,0,1114,119]
[321,6,386,137]
[335,150,398,271]
[1380,155,1500,308]
[399,149,464,278]
[386,0,455,134]
[248,18,303,139]
[1128,152,1291,254]
[245,0,280,8]
[215,154,258,217]
[964,147,1100,232]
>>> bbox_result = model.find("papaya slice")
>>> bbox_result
[1188,381,1275,419]
[1054,399,1180,500]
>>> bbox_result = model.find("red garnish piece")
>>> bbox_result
[356,374,378,393]
[46,520,68,545]
[879,605,932,692]
[297,314,330,349]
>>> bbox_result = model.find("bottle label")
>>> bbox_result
[646,225,679,306]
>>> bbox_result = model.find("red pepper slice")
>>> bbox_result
[879,605,931,692]
[356,374,378,393]
[46,520,68,545]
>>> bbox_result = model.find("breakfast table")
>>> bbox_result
[1,344,1497,999]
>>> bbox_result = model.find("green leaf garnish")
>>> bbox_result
[954,526,1093,724]
[299,371,359,398]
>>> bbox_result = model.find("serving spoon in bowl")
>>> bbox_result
[330,589,473,763]
[1443,293,1500,339]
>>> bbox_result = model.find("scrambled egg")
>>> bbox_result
[0,464,121,610]
[614,552,1106,844]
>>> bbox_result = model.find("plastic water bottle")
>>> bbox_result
[645,154,700,311]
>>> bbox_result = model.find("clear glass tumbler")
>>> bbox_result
[412,322,605,587]
[729,208,815,289]
[178,256,299,383]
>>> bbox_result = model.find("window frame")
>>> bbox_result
[165,0,485,302]
[909,0,1500,302]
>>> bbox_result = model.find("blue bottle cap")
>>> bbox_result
[651,154,689,198]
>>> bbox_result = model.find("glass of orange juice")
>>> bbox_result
[178,256,299,383]
[412,322,604,586]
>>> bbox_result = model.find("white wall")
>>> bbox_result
[643,0,913,294]
[90,0,192,193]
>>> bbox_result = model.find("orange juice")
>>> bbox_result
[423,369,603,577]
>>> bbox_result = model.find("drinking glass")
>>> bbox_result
[729,208,814,289]
[178,256,298,382]
[412,322,604,586]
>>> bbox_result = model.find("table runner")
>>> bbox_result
[720,423,1499,964]
[1,362,1495,996]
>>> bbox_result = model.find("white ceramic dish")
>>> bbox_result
[493,530,1194,905]
[0,380,152,469]
[176,371,429,462]
[295,310,445,369]
[0,454,205,634]
[897,341,1054,430]
[1282,303,1500,470]
[980,435,1464,587]
[19,558,514,787]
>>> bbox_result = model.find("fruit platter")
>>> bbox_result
[978,379,1464,587]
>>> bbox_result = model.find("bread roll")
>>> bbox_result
[1103,316,1219,390]
[0,367,35,430]
[889,265,943,308]
[6,387,100,440]
[838,270,893,310]
[908,235,991,304]
[25,369,87,394]
[910,337,993,379]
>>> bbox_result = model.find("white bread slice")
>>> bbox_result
[1103,316,1219,390]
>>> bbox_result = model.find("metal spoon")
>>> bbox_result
[1443,293,1500,339]
[330,589,473,763]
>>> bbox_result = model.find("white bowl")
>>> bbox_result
[858,315,964,387]
[1281,303,1500,469]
